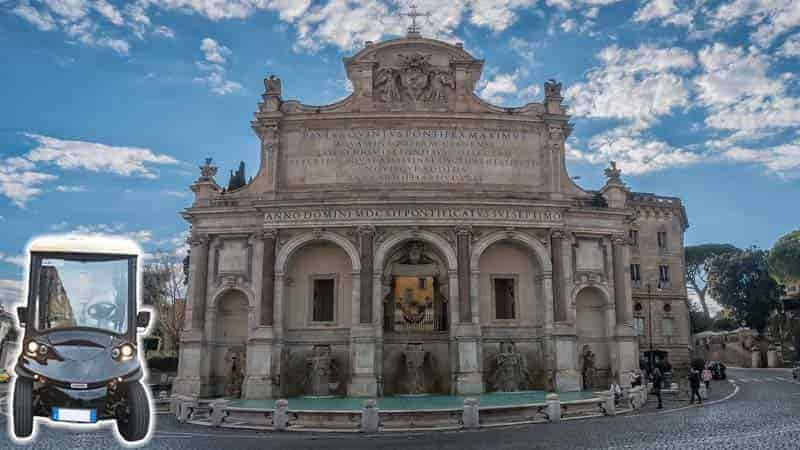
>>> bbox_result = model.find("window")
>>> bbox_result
[629,229,639,247]
[418,278,426,289]
[493,277,515,320]
[630,263,641,282]
[634,317,645,336]
[634,302,643,312]
[312,277,336,322]
[657,231,668,250]
[663,303,672,313]
[662,318,674,337]
[659,265,670,283]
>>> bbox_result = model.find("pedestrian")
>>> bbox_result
[689,367,702,404]
[610,380,623,405]
[702,364,712,391]
[651,366,663,409]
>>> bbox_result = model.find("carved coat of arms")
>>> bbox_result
[373,53,454,104]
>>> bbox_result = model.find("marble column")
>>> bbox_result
[260,229,277,326]
[359,226,374,324]
[550,229,566,323]
[456,226,472,323]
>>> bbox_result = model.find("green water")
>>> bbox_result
[226,390,600,412]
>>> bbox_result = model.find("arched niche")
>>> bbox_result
[575,286,611,390]
[211,289,250,396]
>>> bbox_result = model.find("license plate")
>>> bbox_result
[51,407,97,423]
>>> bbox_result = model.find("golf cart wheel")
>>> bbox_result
[117,381,150,442]
[12,376,34,439]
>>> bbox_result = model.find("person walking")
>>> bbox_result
[689,367,703,404]
[651,365,663,409]
[702,364,712,392]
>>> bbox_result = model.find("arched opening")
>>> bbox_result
[575,286,611,390]
[212,289,249,397]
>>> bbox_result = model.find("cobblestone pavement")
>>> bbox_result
[1,367,798,449]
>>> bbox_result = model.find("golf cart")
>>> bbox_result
[11,235,152,443]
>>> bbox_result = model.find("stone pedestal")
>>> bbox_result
[462,398,480,429]
[173,329,213,397]
[361,400,379,432]
[767,348,779,368]
[552,325,580,392]
[243,327,275,399]
[546,393,561,422]
[349,326,379,397]
[751,349,761,368]
[614,326,639,388]
[452,323,483,395]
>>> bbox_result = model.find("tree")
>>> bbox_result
[707,248,783,335]
[685,244,739,318]
[768,229,800,284]
[143,252,186,354]
[689,301,713,334]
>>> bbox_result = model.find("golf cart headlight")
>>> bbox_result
[26,340,39,355]
[113,343,136,361]
[38,344,48,356]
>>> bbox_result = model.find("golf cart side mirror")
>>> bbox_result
[136,311,150,330]
[17,306,27,328]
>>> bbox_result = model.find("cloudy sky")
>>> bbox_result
[1,0,799,308]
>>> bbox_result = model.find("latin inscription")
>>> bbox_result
[263,206,562,226]
[284,127,542,186]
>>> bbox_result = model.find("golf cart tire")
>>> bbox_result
[117,382,150,442]
[13,377,34,439]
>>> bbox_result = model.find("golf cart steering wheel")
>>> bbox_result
[87,302,119,322]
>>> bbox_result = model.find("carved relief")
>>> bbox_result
[373,53,455,104]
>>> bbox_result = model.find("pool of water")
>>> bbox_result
[226,389,600,412]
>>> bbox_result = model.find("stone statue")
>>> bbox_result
[375,67,401,102]
[491,341,529,392]
[604,160,622,184]
[581,345,597,390]
[425,70,455,103]
[545,79,562,98]
[224,348,246,398]
[199,157,218,181]
[264,75,281,95]
[306,344,337,396]
[373,53,455,105]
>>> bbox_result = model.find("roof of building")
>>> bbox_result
[28,234,142,256]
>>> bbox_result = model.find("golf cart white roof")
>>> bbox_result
[28,234,142,256]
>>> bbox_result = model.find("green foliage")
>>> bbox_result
[227,161,246,191]
[707,248,783,334]
[146,355,179,373]
[685,243,739,318]
[768,229,800,283]
[689,301,713,333]
[589,192,608,208]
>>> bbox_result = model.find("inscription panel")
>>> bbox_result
[263,205,563,228]
[283,127,543,187]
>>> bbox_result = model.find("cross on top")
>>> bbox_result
[401,4,430,35]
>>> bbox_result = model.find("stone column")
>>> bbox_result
[359,226,375,324]
[452,227,482,395]
[174,231,210,397]
[349,226,378,397]
[187,232,210,330]
[611,234,637,386]
[550,229,566,323]
[456,226,472,323]
[260,229,277,326]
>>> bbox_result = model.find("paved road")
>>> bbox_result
[1,367,798,449]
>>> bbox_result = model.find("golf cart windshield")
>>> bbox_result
[33,255,132,335]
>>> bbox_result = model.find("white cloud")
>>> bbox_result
[0,279,23,308]
[201,37,231,64]
[93,0,125,26]
[509,37,536,63]
[13,2,57,31]
[569,124,701,174]
[560,18,577,32]
[710,0,800,47]
[469,0,536,32]
[24,133,178,179]
[194,40,243,95]
[566,44,695,126]
[153,25,175,38]
[55,185,88,192]
[634,0,677,22]
[68,223,154,243]
[778,33,800,57]
[0,252,26,268]
[0,156,58,208]
[722,142,800,177]
[546,0,622,10]
[478,71,520,104]
[693,43,800,135]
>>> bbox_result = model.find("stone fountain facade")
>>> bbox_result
[173,31,691,400]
